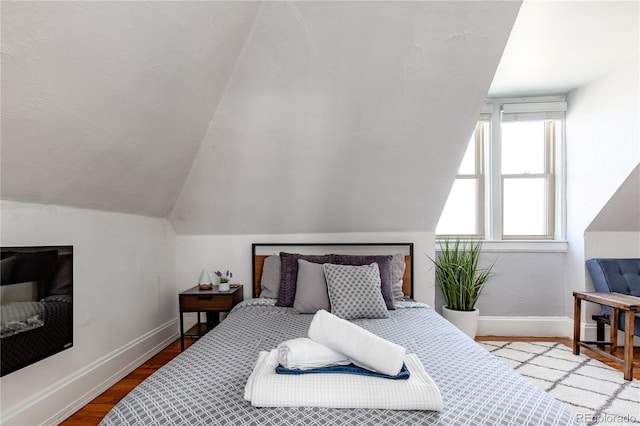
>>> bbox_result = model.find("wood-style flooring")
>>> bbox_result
[61,336,639,425]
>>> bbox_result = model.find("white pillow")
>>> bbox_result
[323,263,389,320]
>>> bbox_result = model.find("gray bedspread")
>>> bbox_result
[101,299,582,425]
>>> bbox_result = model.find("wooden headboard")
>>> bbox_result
[252,243,414,299]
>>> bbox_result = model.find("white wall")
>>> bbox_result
[584,232,640,261]
[464,252,565,317]
[565,55,640,318]
[430,247,569,337]
[587,165,640,233]
[0,201,177,426]
[432,249,568,316]
[176,232,435,306]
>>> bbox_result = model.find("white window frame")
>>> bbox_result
[437,122,487,239]
[500,119,556,240]
[437,96,567,244]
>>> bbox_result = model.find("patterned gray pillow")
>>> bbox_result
[332,254,395,310]
[323,263,389,320]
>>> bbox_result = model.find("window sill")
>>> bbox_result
[436,240,568,253]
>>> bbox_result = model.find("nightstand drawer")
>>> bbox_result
[180,294,234,311]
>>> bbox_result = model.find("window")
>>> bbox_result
[436,123,486,237]
[436,97,565,240]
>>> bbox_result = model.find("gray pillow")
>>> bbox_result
[391,253,406,300]
[293,259,330,314]
[332,254,395,309]
[259,255,281,298]
[276,253,334,307]
[323,263,389,320]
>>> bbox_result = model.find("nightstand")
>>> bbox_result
[179,285,243,350]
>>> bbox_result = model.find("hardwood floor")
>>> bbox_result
[61,339,194,426]
[61,336,638,425]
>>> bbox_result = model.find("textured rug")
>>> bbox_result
[480,341,639,426]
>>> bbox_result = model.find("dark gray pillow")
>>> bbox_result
[259,255,281,298]
[332,254,395,309]
[276,252,334,307]
[323,263,389,320]
[293,259,330,314]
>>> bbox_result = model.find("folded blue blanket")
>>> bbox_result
[275,362,410,380]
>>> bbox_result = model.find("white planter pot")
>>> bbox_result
[442,306,480,339]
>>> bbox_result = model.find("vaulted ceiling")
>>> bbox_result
[489,0,639,98]
[169,1,521,234]
[2,1,521,234]
[2,1,261,218]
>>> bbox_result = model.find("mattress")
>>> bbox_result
[101,299,582,425]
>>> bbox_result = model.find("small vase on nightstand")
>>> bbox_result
[214,270,233,292]
[198,269,213,290]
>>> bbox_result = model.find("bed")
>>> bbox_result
[101,243,582,426]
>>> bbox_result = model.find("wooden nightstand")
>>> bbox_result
[179,285,243,350]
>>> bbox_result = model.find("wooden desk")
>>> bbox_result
[573,291,639,380]
[179,285,243,351]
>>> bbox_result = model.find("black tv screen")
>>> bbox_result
[1,246,73,376]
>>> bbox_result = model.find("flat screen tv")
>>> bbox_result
[1,246,73,376]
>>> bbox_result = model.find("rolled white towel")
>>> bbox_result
[277,337,351,370]
[308,309,406,377]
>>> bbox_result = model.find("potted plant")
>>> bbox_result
[215,270,233,291]
[429,237,495,338]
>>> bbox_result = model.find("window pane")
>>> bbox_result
[458,133,476,174]
[436,179,478,235]
[503,177,547,236]
[501,121,545,174]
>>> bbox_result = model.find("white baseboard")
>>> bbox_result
[1,319,178,426]
[478,316,575,337]
[478,316,640,345]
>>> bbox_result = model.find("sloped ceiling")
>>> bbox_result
[2,1,521,235]
[489,0,639,97]
[170,1,520,234]
[587,164,640,232]
[1,1,261,216]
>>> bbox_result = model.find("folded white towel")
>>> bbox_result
[308,309,406,377]
[244,349,443,411]
[277,337,351,370]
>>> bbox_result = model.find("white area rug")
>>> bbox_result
[480,341,639,426]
